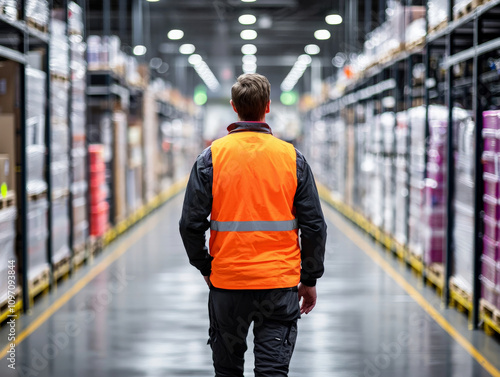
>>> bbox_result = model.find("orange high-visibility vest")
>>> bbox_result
[209,130,301,289]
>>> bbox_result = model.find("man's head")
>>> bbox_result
[230,73,271,121]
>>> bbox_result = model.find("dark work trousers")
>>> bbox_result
[208,287,301,377]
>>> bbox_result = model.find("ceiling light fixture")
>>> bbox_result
[179,44,196,54]
[133,45,147,56]
[241,44,257,55]
[304,44,320,55]
[146,0,160,2]
[240,29,257,40]
[242,54,257,64]
[281,55,313,92]
[167,29,184,40]
[241,0,256,2]
[242,63,257,73]
[314,29,331,40]
[188,54,203,65]
[187,55,221,92]
[325,14,343,25]
[239,14,257,25]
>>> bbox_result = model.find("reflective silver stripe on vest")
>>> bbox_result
[210,219,298,232]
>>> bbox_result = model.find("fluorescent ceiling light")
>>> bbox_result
[239,14,257,25]
[133,45,147,56]
[314,29,331,40]
[147,0,160,2]
[188,54,203,65]
[304,44,320,55]
[242,54,257,64]
[179,44,196,54]
[150,57,162,69]
[281,54,312,92]
[241,0,256,2]
[241,44,257,55]
[243,63,257,73]
[325,14,343,25]
[298,54,312,64]
[167,29,184,40]
[240,29,257,40]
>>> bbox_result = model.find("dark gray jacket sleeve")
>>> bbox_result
[179,147,213,276]
[294,149,327,287]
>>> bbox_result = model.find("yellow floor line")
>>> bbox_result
[323,206,500,377]
[0,187,184,361]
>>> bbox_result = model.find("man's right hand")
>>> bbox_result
[298,283,317,314]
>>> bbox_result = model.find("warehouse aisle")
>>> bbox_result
[1,194,500,377]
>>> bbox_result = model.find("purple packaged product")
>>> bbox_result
[483,110,499,131]
[481,277,498,306]
[484,215,499,241]
[482,152,498,176]
[423,230,445,264]
[482,129,499,152]
[483,194,500,220]
[482,235,500,261]
[484,172,500,198]
[425,185,446,207]
[481,254,498,284]
[427,162,446,183]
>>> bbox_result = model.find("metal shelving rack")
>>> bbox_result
[311,0,500,333]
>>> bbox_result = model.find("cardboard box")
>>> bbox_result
[0,61,20,114]
[0,115,17,192]
[0,155,11,190]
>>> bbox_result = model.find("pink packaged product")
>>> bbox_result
[425,185,446,207]
[484,215,500,241]
[423,228,445,264]
[427,162,446,184]
[482,152,498,176]
[482,129,500,153]
[484,172,500,198]
[483,235,500,261]
[480,276,499,306]
[483,110,499,130]
[481,254,498,284]
[483,194,500,220]
[423,206,446,228]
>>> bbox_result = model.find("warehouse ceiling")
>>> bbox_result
[87,0,368,99]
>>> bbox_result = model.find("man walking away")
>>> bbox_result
[179,73,327,377]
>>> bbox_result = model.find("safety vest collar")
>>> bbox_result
[227,122,273,135]
[211,219,298,232]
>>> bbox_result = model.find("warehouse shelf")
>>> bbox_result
[0,45,25,64]
[308,0,500,338]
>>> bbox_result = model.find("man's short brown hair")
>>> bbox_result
[231,73,271,121]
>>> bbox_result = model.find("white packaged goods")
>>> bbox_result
[27,198,49,280]
[453,202,474,293]
[51,123,69,160]
[1,0,18,21]
[428,0,448,28]
[27,144,47,195]
[51,79,69,124]
[51,160,70,194]
[68,1,83,35]
[0,207,17,302]
[405,18,426,45]
[52,196,70,264]
[26,0,49,29]
[26,68,46,145]
[50,19,70,78]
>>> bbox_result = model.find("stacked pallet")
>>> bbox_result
[481,110,500,312]
[89,145,109,237]
[69,1,88,259]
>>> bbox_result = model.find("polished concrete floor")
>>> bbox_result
[1,194,500,377]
